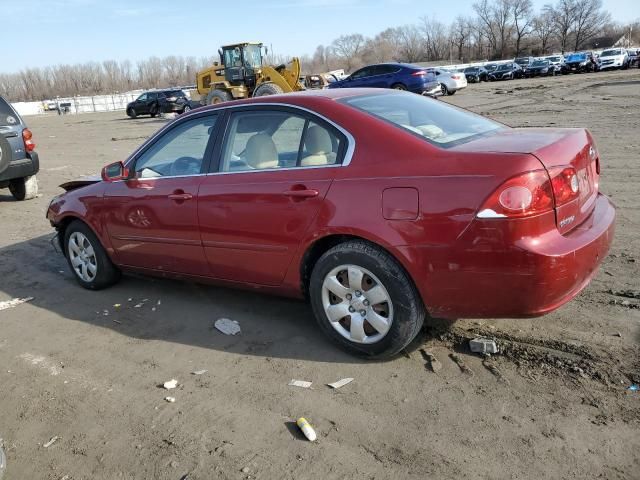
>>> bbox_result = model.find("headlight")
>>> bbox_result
[580,61,587,66]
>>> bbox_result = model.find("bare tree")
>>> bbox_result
[330,34,365,72]
[571,0,611,50]
[545,0,575,53]
[450,16,473,62]
[511,0,534,56]
[394,26,426,62]
[474,0,499,56]
[532,11,557,53]
[420,16,449,60]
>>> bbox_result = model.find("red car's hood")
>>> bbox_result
[60,175,101,192]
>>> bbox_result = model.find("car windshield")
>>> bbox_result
[496,64,510,71]
[546,56,561,62]
[601,49,622,56]
[567,53,586,61]
[515,58,529,64]
[464,67,478,72]
[163,90,184,97]
[532,60,549,67]
[341,92,503,148]
[0,96,21,126]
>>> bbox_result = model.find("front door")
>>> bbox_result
[103,113,219,275]
[198,107,348,286]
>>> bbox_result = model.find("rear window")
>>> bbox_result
[567,53,586,61]
[163,90,184,97]
[341,92,503,148]
[0,96,21,127]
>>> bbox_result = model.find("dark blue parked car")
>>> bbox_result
[327,63,440,96]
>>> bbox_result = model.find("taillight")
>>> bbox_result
[22,128,35,152]
[477,170,554,218]
[548,166,579,207]
[411,70,426,76]
[451,74,461,80]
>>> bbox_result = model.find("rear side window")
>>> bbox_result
[219,110,343,172]
[342,92,503,148]
[0,96,20,127]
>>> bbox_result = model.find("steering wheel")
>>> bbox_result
[170,157,201,176]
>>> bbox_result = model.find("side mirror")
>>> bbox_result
[101,161,129,182]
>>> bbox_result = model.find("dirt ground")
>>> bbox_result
[1,69,639,480]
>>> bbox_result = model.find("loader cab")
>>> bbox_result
[222,43,263,88]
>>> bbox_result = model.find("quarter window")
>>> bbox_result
[134,115,217,178]
[220,110,343,172]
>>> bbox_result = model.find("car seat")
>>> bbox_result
[301,126,336,166]
[245,133,279,169]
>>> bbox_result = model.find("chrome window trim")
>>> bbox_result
[124,102,356,175]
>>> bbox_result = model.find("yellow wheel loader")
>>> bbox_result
[196,42,303,105]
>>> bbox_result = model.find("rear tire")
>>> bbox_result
[391,83,407,91]
[63,220,121,290]
[309,240,425,359]
[206,89,233,105]
[440,83,449,95]
[150,104,158,118]
[253,82,285,97]
[9,175,38,201]
[182,104,192,114]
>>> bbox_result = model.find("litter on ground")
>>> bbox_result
[327,378,354,389]
[289,380,313,388]
[191,370,207,375]
[296,417,317,442]
[163,379,178,390]
[43,436,59,448]
[214,318,241,335]
[165,396,176,403]
[0,297,34,312]
[470,337,499,355]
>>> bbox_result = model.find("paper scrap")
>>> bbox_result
[328,378,354,389]
[214,318,241,335]
[288,380,312,388]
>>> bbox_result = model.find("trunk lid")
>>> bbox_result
[452,128,599,234]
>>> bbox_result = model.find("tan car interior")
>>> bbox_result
[301,125,337,166]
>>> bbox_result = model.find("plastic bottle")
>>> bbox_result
[296,417,317,442]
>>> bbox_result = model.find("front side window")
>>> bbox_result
[220,110,343,172]
[342,92,502,148]
[243,45,262,68]
[137,93,148,101]
[134,115,217,178]
[350,68,370,79]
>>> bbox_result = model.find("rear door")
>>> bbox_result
[197,106,349,286]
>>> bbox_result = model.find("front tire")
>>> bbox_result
[127,108,137,118]
[9,175,38,201]
[309,240,425,358]
[64,220,120,290]
[253,82,285,97]
[206,89,233,105]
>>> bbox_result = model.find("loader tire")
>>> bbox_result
[206,89,232,105]
[253,82,284,97]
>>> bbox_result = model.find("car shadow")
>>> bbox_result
[0,234,435,363]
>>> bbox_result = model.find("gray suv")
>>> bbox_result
[0,95,39,200]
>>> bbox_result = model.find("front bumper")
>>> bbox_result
[401,193,615,319]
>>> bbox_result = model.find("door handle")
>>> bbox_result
[168,191,193,201]
[283,189,319,199]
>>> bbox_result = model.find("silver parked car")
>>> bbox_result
[430,68,468,96]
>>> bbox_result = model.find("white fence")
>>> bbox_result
[12,91,146,117]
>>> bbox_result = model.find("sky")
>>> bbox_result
[1,0,638,73]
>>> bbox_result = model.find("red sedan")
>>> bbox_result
[47,88,615,358]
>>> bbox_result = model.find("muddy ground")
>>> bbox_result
[0,69,639,480]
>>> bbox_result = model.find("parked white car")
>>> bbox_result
[599,48,630,70]
[431,68,468,96]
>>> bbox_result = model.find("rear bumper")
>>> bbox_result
[411,82,441,96]
[0,152,39,183]
[400,193,615,319]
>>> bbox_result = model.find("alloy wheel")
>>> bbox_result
[321,264,394,344]
[68,231,97,282]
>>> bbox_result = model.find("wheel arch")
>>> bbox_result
[54,214,111,258]
[298,233,422,308]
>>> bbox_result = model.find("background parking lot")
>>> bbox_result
[1,70,639,479]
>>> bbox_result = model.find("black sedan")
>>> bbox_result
[126,89,194,118]
[524,59,557,77]
[488,63,524,81]
[463,66,489,83]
